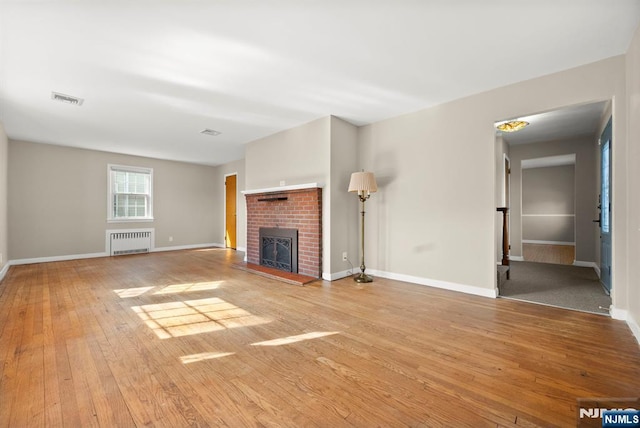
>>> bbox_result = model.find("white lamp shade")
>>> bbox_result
[348,171,377,193]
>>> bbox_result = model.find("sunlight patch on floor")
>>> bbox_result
[114,286,155,298]
[131,297,271,339]
[180,351,235,364]
[154,281,223,295]
[251,331,340,347]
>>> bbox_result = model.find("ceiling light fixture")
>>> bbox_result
[496,120,529,133]
[200,128,222,136]
[51,91,84,106]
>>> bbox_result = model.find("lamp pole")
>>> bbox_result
[355,192,372,283]
[348,171,377,283]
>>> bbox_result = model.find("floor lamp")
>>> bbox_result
[348,171,377,283]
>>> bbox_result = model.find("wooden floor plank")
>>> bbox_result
[0,248,638,427]
[41,273,64,427]
[523,243,575,265]
[0,267,28,427]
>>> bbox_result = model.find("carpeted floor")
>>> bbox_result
[498,261,611,315]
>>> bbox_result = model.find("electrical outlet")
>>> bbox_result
[169,236,173,242]
[342,252,348,261]
[280,180,286,186]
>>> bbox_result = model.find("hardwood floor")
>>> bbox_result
[523,243,576,265]
[1,249,638,427]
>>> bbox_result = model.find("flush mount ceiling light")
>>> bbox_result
[200,128,222,137]
[51,91,84,106]
[496,120,529,132]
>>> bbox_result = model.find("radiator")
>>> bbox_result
[108,229,153,256]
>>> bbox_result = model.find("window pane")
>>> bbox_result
[602,141,610,233]
[113,170,149,194]
[110,166,152,219]
[114,194,148,218]
[114,171,127,193]
[127,173,147,194]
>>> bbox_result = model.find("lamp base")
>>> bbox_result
[353,272,373,283]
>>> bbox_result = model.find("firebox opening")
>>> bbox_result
[259,228,298,273]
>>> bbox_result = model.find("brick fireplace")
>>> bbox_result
[244,184,322,278]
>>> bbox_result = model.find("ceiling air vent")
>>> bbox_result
[51,91,84,106]
[200,128,221,137]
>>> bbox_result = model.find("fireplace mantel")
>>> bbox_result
[241,182,323,196]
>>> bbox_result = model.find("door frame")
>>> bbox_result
[494,101,621,316]
[224,172,238,250]
[598,117,613,294]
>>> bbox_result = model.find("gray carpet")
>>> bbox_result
[498,261,611,315]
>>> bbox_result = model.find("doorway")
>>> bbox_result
[521,154,576,265]
[495,101,612,315]
[225,174,237,250]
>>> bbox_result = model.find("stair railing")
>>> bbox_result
[496,207,510,279]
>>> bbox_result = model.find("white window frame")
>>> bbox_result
[107,164,154,223]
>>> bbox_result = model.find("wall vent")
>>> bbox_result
[51,91,84,106]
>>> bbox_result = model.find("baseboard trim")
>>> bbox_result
[236,246,247,253]
[368,269,497,298]
[510,256,524,262]
[627,312,640,346]
[323,270,352,281]
[610,307,640,346]
[610,306,627,321]
[10,252,109,266]
[152,243,223,253]
[573,260,598,270]
[8,243,226,266]
[0,263,10,283]
[573,261,601,281]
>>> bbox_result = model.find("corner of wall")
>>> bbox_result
[0,123,8,275]
[627,312,640,347]
[625,19,640,345]
[329,116,359,276]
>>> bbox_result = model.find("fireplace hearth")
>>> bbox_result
[259,228,298,273]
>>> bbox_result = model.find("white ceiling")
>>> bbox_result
[498,100,609,146]
[0,1,639,166]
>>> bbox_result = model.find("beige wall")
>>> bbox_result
[510,137,597,263]
[244,116,359,278]
[522,165,575,215]
[522,216,575,243]
[358,101,496,291]
[358,56,626,299]
[215,158,247,251]
[626,24,640,334]
[329,116,358,275]
[522,165,576,243]
[0,124,7,271]
[245,117,330,190]
[8,141,218,260]
[245,117,332,275]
